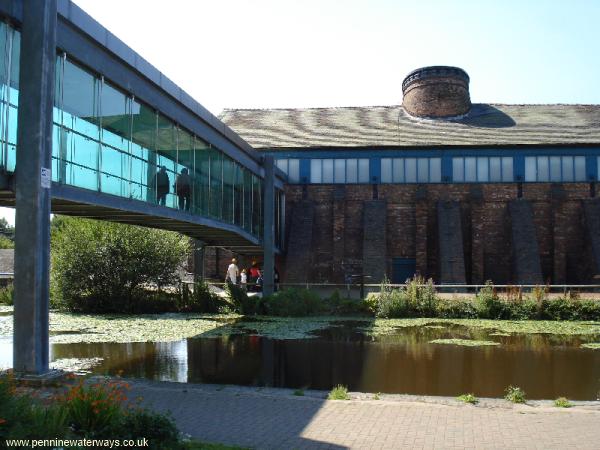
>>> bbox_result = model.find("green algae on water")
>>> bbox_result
[429,338,500,347]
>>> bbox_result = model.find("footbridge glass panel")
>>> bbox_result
[0,21,269,242]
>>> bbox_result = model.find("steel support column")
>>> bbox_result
[262,155,275,296]
[13,0,57,375]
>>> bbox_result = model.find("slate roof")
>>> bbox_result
[219,104,600,150]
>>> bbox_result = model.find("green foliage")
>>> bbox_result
[293,389,304,396]
[0,373,190,448]
[261,288,323,316]
[0,235,14,249]
[373,392,381,400]
[457,393,479,404]
[327,384,349,400]
[177,282,227,314]
[225,283,257,315]
[554,397,572,408]
[0,284,13,305]
[504,385,526,404]
[51,216,189,313]
[376,276,438,318]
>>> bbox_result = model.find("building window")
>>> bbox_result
[524,156,586,182]
[452,157,513,182]
[381,157,441,183]
[275,158,300,183]
[309,158,369,183]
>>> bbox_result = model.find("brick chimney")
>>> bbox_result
[402,66,471,118]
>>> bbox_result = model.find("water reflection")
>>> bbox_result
[2,323,600,400]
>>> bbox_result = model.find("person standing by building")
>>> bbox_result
[226,258,239,285]
[176,167,191,211]
[240,269,248,292]
[153,166,170,206]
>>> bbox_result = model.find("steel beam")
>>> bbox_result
[262,155,275,296]
[13,0,57,376]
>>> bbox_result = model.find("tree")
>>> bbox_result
[0,217,15,243]
[51,216,189,312]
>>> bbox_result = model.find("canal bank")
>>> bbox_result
[124,378,600,450]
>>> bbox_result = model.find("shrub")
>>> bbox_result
[457,393,478,404]
[476,282,512,319]
[504,386,526,404]
[225,283,257,315]
[262,288,323,316]
[327,385,349,400]
[0,373,188,447]
[293,389,304,396]
[436,298,478,318]
[0,284,14,305]
[51,216,189,313]
[554,397,572,408]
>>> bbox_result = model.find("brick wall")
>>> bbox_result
[274,183,595,284]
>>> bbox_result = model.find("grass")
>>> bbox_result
[554,397,572,408]
[457,393,479,404]
[293,389,304,396]
[504,386,527,404]
[327,385,350,400]
[429,339,500,347]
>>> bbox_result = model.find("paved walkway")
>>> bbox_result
[127,380,600,449]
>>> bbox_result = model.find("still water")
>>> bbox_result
[2,319,600,400]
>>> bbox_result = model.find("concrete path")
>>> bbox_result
[127,379,600,450]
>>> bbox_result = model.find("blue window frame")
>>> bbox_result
[381,157,441,183]
[309,158,369,184]
[452,156,513,182]
[275,158,300,183]
[524,156,586,182]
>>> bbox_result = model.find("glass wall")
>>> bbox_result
[0,22,20,172]
[275,158,300,183]
[381,157,441,183]
[525,156,586,182]
[452,156,513,182]
[0,19,266,241]
[310,158,369,184]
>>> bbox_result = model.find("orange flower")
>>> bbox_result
[93,409,99,414]
[0,418,7,424]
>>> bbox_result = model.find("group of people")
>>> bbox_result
[152,166,191,211]
[225,258,279,292]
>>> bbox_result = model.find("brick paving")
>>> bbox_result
[127,380,600,450]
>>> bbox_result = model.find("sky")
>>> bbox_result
[2,0,599,225]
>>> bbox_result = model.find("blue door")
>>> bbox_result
[392,258,416,284]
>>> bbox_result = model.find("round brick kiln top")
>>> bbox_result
[402,66,471,118]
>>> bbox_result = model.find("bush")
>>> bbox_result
[262,288,323,316]
[0,284,13,305]
[554,397,572,408]
[504,385,526,404]
[225,283,258,315]
[0,373,187,448]
[51,216,189,313]
[457,393,478,404]
[327,385,349,400]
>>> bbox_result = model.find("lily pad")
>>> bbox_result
[50,357,104,373]
[429,338,500,347]
[581,343,600,349]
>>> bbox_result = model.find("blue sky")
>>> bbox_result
[2,0,599,225]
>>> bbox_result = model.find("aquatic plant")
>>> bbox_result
[554,397,572,408]
[581,343,600,349]
[504,386,526,404]
[293,389,304,396]
[327,385,350,400]
[429,339,500,347]
[457,393,478,404]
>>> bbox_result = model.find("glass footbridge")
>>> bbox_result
[0,5,286,254]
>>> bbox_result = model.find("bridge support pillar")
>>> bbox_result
[193,240,205,282]
[263,155,275,297]
[13,0,57,376]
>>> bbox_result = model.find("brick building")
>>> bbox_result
[215,66,600,285]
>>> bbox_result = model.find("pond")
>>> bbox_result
[1,314,600,400]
